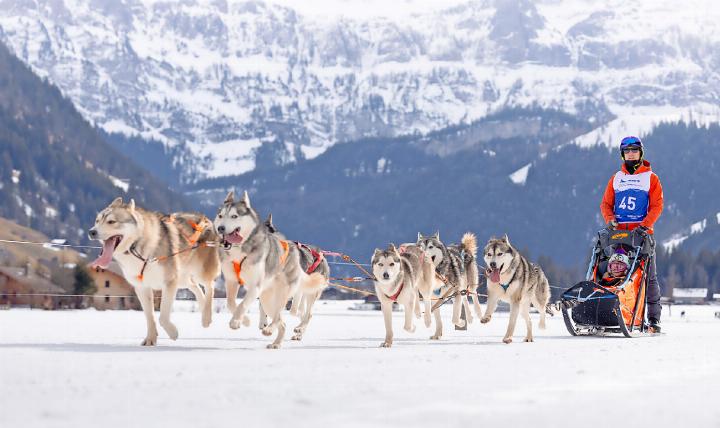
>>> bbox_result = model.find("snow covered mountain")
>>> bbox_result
[663,212,720,254]
[2,0,720,183]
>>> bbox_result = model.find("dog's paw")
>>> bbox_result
[266,343,281,349]
[141,335,157,346]
[524,337,534,343]
[201,317,212,328]
[404,325,416,333]
[291,333,303,341]
[163,324,179,341]
[261,327,273,337]
[229,318,243,330]
[480,316,491,324]
[430,335,441,340]
[503,337,513,344]
[380,341,392,348]
[293,326,304,334]
[454,319,466,328]
[241,315,251,327]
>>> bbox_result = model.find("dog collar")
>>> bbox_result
[385,282,404,302]
[500,282,510,292]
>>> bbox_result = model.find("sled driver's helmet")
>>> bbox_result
[620,136,643,160]
[608,251,630,277]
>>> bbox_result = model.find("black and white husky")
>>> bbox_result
[482,235,552,343]
[214,191,326,349]
[417,232,483,333]
[264,213,330,341]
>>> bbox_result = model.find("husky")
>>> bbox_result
[215,190,326,349]
[88,198,220,346]
[263,213,330,341]
[482,235,553,343]
[416,232,483,334]
[371,244,434,347]
[396,243,442,338]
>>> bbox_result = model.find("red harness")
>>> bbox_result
[295,242,324,274]
[386,282,404,302]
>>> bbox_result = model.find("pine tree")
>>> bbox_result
[73,265,97,295]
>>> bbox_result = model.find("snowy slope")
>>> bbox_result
[0,302,719,428]
[663,211,720,253]
[2,0,720,180]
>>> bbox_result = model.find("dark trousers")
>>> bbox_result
[646,248,662,321]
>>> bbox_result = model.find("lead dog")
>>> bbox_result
[371,244,434,347]
[215,191,326,348]
[89,198,220,346]
[482,235,553,343]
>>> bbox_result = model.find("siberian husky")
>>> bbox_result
[371,244,434,347]
[482,235,553,343]
[89,198,220,346]
[214,191,326,348]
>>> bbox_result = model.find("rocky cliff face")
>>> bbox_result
[1,0,719,183]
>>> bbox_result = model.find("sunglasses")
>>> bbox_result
[622,148,640,153]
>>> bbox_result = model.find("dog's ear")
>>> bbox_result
[388,243,397,252]
[433,230,440,240]
[242,190,251,207]
[502,233,510,244]
[110,197,123,208]
[417,232,422,241]
[264,213,275,233]
[372,248,383,260]
[127,198,135,213]
[224,190,235,204]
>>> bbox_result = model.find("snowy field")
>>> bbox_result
[1,302,719,428]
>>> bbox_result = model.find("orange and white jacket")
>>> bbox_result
[600,160,663,234]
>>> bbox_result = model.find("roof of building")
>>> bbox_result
[0,266,66,294]
[87,261,125,279]
[672,288,708,298]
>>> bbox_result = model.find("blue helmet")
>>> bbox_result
[620,136,643,159]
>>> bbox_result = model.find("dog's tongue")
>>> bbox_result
[488,268,501,283]
[90,238,116,269]
[224,231,244,244]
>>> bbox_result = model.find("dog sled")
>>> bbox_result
[560,228,658,338]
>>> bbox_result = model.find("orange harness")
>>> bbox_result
[232,240,290,287]
[134,217,208,282]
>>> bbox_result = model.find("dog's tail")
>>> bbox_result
[300,272,328,293]
[461,232,477,257]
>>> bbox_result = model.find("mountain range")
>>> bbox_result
[1,0,719,269]
[0,41,189,243]
[2,0,720,184]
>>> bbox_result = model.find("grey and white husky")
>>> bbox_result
[264,213,330,341]
[482,235,553,343]
[371,244,434,348]
[214,191,326,349]
[416,232,483,332]
[88,198,220,346]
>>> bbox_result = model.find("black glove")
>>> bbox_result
[606,219,618,230]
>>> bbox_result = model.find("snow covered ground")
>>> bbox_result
[1,302,719,428]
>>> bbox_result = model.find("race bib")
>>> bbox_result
[613,171,651,223]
